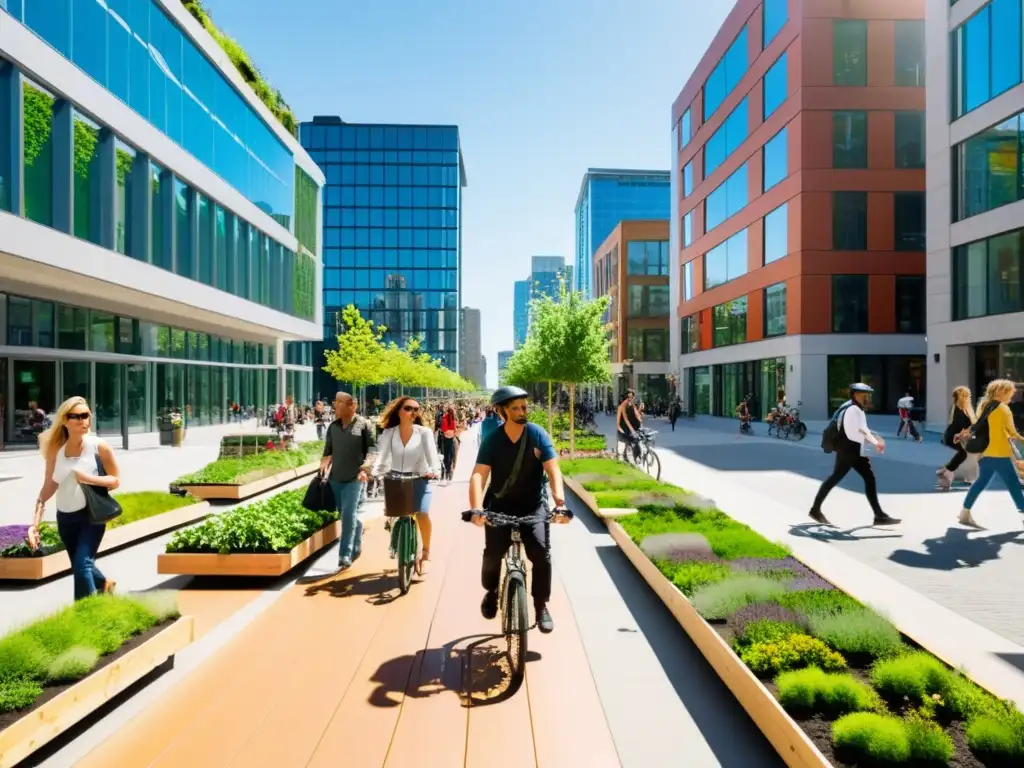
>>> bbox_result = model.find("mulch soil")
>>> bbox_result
[0,619,174,733]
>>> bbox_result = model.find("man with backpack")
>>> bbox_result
[811,383,901,527]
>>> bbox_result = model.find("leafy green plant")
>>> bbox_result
[775,668,880,716]
[870,651,950,703]
[692,575,787,620]
[738,618,805,648]
[165,489,337,554]
[808,607,903,659]
[741,634,846,676]
[904,714,955,763]
[832,712,910,762]
[659,558,731,596]
[966,716,1024,759]
[0,523,62,558]
[777,589,862,616]
[174,441,324,485]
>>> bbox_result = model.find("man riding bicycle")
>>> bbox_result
[469,386,568,634]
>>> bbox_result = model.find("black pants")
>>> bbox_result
[481,510,551,606]
[946,444,968,473]
[669,415,678,431]
[812,450,885,518]
[897,418,920,440]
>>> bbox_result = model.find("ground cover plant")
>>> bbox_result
[0,592,179,715]
[564,457,1024,766]
[174,440,324,485]
[165,489,337,554]
[0,493,198,559]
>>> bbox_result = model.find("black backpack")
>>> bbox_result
[964,402,999,454]
[821,404,852,454]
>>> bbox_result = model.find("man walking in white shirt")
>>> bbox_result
[810,383,901,527]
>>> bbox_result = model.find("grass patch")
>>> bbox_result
[737,618,806,648]
[692,575,787,620]
[966,716,1024,759]
[832,712,954,763]
[808,607,904,660]
[776,668,880,717]
[659,558,732,596]
[777,589,862,616]
[108,492,197,530]
[741,634,846,676]
[620,507,789,561]
[174,440,324,485]
[870,651,949,703]
[561,457,645,480]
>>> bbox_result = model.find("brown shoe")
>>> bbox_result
[103,580,117,595]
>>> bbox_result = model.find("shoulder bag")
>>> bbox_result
[82,454,123,525]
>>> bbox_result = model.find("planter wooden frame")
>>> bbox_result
[565,476,830,768]
[156,520,342,577]
[0,503,213,581]
[0,616,194,768]
[176,461,320,501]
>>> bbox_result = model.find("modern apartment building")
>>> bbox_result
[0,0,323,449]
[497,350,514,385]
[513,279,529,349]
[300,117,466,397]
[593,220,671,404]
[925,0,1024,430]
[459,307,484,388]
[672,0,927,420]
[575,169,671,297]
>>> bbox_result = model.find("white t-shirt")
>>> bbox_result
[897,396,914,410]
[373,425,441,476]
[52,434,100,512]
[840,403,870,445]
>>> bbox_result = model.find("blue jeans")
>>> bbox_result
[56,511,108,600]
[331,480,364,566]
[963,457,1024,511]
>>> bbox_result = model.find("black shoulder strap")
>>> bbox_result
[493,428,531,500]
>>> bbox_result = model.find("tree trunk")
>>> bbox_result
[547,380,553,435]
[569,383,576,457]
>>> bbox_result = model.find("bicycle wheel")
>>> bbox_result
[645,448,662,481]
[504,573,529,687]
[396,517,417,595]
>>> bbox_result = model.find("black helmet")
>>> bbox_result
[491,386,529,407]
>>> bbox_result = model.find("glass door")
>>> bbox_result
[10,359,56,445]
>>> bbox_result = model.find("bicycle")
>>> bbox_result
[621,427,662,480]
[461,506,573,689]
[381,472,428,595]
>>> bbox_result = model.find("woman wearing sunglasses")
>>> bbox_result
[372,396,441,574]
[27,396,121,599]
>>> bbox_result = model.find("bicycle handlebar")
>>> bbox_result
[460,508,574,526]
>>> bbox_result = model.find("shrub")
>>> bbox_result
[741,634,847,676]
[808,607,903,659]
[130,590,182,622]
[832,712,911,762]
[692,575,787,620]
[904,715,955,763]
[46,646,100,683]
[727,602,809,640]
[0,678,43,712]
[739,619,805,647]
[71,595,158,654]
[660,559,731,596]
[0,634,48,683]
[174,440,324,485]
[775,668,879,717]
[967,716,1024,759]
[778,589,861,616]
[870,652,950,703]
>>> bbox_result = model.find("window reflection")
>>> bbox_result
[764,283,786,337]
[763,53,787,119]
[764,204,788,265]
[833,111,867,168]
[832,276,869,332]
[704,26,748,121]
[712,297,747,347]
[704,229,748,289]
[833,192,867,250]
[23,81,54,227]
[833,20,867,86]
[956,115,1020,220]
[763,127,787,190]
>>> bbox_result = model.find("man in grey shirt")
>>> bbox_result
[320,392,376,570]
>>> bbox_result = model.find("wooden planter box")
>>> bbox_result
[156,521,342,577]
[176,461,320,501]
[0,503,213,581]
[0,616,194,768]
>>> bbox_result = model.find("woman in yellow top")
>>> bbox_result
[959,378,1024,527]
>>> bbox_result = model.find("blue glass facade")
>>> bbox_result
[574,170,671,297]
[300,119,464,396]
[513,279,529,348]
[530,255,566,301]
[951,0,1022,118]
[2,0,294,221]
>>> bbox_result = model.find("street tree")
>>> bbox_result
[322,305,387,404]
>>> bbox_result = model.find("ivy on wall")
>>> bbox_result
[293,249,316,322]
[180,0,297,137]
[294,166,318,254]
[22,83,53,167]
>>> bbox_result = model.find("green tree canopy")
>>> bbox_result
[322,305,387,388]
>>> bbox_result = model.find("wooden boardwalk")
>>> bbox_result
[75,479,621,768]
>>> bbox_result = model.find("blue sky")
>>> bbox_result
[205,0,730,386]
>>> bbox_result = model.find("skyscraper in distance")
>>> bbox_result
[300,117,466,397]
[513,279,530,348]
[530,255,566,301]
[459,307,484,388]
[575,169,671,297]
[497,350,514,385]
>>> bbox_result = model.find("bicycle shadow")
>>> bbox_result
[300,569,420,606]
[366,633,541,709]
[789,522,903,542]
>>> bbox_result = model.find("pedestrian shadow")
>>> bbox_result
[300,569,419,605]
[789,523,903,542]
[995,653,1024,675]
[367,633,541,709]
[888,526,1024,571]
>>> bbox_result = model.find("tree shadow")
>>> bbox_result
[300,569,420,606]
[789,522,904,543]
[888,527,1024,571]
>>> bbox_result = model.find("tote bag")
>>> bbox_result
[82,456,122,525]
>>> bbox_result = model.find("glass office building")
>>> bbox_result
[300,117,466,398]
[531,255,567,300]
[513,279,530,349]
[0,0,322,449]
[574,169,671,297]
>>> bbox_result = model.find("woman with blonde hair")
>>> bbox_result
[958,379,1024,527]
[937,386,976,489]
[27,396,121,599]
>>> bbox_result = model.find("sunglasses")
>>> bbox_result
[402,405,421,413]
[67,412,91,421]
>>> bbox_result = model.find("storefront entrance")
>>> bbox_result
[4,358,56,446]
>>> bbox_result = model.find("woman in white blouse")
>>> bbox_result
[373,396,441,574]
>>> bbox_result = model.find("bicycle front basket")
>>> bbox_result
[383,475,418,517]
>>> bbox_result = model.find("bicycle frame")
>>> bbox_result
[499,529,528,608]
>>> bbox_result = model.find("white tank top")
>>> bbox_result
[52,435,100,513]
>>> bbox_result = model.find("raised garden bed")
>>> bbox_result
[563,459,1024,767]
[217,432,281,458]
[173,440,324,500]
[157,488,342,577]
[0,593,193,767]
[0,494,209,581]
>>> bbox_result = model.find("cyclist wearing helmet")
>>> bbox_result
[469,385,566,633]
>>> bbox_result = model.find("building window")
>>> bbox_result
[763,53,788,119]
[628,328,669,362]
[952,0,1022,117]
[763,0,788,48]
[683,211,693,247]
[894,192,925,251]
[57,305,88,350]
[705,163,748,231]
[832,275,869,332]
[6,296,55,347]
[627,241,670,276]
[683,162,693,196]
[712,296,748,347]
[764,282,787,337]
[704,229,748,290]
[894,21,925,86]
[833,192,867,250]
[198,194,213,286]
[679,108,691,150]
[23,81,54,227]
[73,111,103,245]
[681,314,700,353]
[955,114,1020,220]
[895,276,925,334]
[174,180,193,279]
[833,111,867,168]
[953,229,1023,319]
[114,141,135,258]
[827,355,926,414]
[895,112,925,169]
[833,20,867,86]
[763,127,788,191]
[705,98,748,177]
[628,285,670,317]
[704,26,749,121]
[683,260,694,301]
[764,203,788,265]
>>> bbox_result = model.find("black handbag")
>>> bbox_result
[302,472,336,512]
[82,456,123,525]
